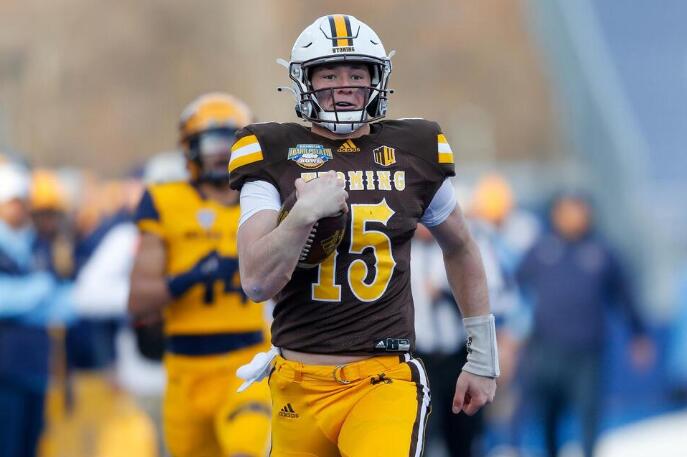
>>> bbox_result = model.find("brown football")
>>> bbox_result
[277,190,347,269]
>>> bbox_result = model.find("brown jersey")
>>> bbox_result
[229,119,455,355]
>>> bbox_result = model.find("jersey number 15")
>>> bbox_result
[312,199,396,303]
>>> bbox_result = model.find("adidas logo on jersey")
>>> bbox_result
[278,403,299,419]
[337,139,360,153]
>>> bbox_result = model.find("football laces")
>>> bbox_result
[299,222,318,261]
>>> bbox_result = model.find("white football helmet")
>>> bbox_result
[281,15,394,134]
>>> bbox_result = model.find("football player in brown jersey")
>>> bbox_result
[230,15,499,457]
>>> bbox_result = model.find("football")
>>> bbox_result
[277,190,347,269]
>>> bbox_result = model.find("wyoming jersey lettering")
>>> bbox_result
[229,119,455,355]
[135,181,264,335]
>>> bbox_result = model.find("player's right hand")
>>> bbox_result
[294,170,349,220]
[452,370,496,416]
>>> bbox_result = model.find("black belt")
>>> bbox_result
[165,331,263,356]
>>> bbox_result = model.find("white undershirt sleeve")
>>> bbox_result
[239,180,282,227]
[420,178,457,227]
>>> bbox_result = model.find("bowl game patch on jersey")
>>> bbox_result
[287,144,333,169]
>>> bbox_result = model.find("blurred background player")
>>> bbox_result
[128,93,271,457]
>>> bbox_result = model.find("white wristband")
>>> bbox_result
[462,314,500,378]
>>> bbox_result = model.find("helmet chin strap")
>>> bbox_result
[306,84,377,134]
[313,104,368,134]
[315,120,363,135]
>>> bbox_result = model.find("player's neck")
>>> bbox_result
[310,123,370,141]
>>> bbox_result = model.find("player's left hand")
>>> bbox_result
[452,370,496,416]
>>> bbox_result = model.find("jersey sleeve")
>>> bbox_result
[420,121,456,211]
[390,119,456,179]
[389,119,457,214]
[228,126,274,191]
[133,188,165,238]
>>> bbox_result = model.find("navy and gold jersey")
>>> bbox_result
[134,181,264,335]
[229,120,455,355]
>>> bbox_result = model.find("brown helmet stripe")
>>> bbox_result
[344,15,353,40]
[328,15,338,47]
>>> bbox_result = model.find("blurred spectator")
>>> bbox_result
[515,192,655,457]
[67,176,141,374]
[468,175,530,457]
[0,161,73,457]
[413,176,526,457]
[470,173,540,272]
[39,170,159,457]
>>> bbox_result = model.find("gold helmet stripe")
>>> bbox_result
[329,14,352,47]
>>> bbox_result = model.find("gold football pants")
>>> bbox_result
[269,354,431,457]
[163,343,271,457]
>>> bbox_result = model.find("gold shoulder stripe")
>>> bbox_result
[437,134,454,164]
[229,134,263,172]
[231,134,258,152]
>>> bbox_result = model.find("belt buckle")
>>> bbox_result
[333,364,351,384]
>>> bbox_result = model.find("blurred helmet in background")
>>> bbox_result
[178,93,252,185]
[30,169,70,212]
[470,173,515,226]
[285,14,393,134]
